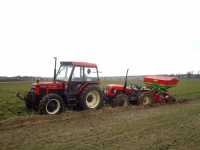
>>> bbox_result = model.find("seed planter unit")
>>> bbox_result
[139,76,179,105]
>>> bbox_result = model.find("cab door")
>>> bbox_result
[67,66,85,96]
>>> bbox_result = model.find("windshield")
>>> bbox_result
[56,65,73,81]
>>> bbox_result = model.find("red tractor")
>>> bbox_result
[104,69,145,107]
[17,58,103,115]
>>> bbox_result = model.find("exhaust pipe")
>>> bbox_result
[53,57,57,81]
[123,69,129,91]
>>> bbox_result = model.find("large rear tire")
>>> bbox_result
[39,93,65,115]
[80,85,103,110]
[112,94,129,107]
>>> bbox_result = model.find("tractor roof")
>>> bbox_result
[60,61,97,68]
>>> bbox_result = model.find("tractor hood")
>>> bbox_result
[105,84,132,97]
[32,81,65,89]
[106,84,124,89]
[106,84,131,90]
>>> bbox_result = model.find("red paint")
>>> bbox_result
[144,76,179,87]
[142,90,172,104]
[105,84,133,97]
[77,82,100,95]
[33,81,98,96]
[152,92,162,103]
[33,82,65,95]
[77,83,89,95]
[35,84,40,96]
[71,61,97,68]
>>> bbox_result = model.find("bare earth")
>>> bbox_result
[0,101,200,150]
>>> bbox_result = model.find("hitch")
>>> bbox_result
[16,92,25,101]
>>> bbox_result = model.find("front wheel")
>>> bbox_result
[80,85,103,110]
[39,93,65,115]
[112,94,129,107]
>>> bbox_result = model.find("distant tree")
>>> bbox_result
[186,71,193,79]
[198,71,200,79]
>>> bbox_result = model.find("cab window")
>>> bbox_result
[84,67,98,81]
[71,66,84,81]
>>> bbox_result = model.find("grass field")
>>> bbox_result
[1,80,200,121]
[0,80,200,150]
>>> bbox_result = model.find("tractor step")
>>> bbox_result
[129,96,138,102]
[67,97,78,105]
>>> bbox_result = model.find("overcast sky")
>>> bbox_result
[0,0,200,77]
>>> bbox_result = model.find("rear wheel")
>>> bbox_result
[112,94,129,107]
[80,85,103,110]
[139,94,153,106]
[39,93,65,115]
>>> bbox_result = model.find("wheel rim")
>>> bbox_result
[143,96,151,105]
[118,96,128,106]
[86,90,100,109]
[123,98,128,106]
[46,99,61,114]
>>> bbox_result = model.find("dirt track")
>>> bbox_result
[0,101,200,150]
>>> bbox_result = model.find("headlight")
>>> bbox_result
[112,89,117,94]
[104,88,106,94]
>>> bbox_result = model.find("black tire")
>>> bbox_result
[112,94,129,107]
[80,85,103,110]
[139,93,153,106]
[39,93,65,115]
[166,95,176,104]
[24,92,38,111]
[25,99,33,110]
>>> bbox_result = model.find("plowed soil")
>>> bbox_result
[1,100,200,150]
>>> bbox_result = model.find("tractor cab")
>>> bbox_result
[55,61,100,96]
[55,62,99,82]
[56,61,99,82]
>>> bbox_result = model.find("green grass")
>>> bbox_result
[0,80,200,121]
[0,81,33,120]
[170,80,200,100]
